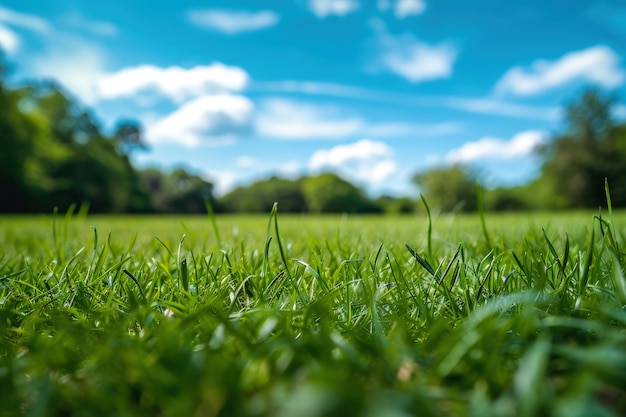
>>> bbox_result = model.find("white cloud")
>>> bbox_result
[0,8,111,104]
[308,0,360,18]
[29,37,107,104]
[256,98,364,139]
[309,139,399,186]
[97,63,249,103]
[0,24,19,53]
[495,45,625,96]
[446,130,547,164]
[370,159,399,182]
[206,170,239,197]
[187,9,279,34]
[0,6,50,33]
[147,94,254,147]
[395,0,426,18]
[256,98,461,140]
[61,12,118,37]
[309,139,392,168]
[374,26,457,83]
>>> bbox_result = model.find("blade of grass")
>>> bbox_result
[477,183,492,251]
[205,199,222,247]
[420,194,433,260]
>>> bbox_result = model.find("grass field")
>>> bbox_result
[1,206,626,416]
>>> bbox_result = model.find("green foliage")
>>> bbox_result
[220,176,305,213]
[302,173,381,213]
[540,89,626,208]
[0,81,66,212]
[375,195,418,214]
[412,165,478,212]
[413,88,626,212]
[221,174,383,214]
[139,168,217,214]
[0,75,153,213]
[1,211,626,415]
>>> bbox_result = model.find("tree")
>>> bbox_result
[374,195,417,214]
[301,173,380,213]
[220,176,306,213]
[168,169,216,213]
[25,83,150,213]
[0,75,151,213]
[114,120,149,155]
[412,165,478,212]
[0,76,67,212]
[540,88,626,208]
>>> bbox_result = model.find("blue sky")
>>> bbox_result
[1,0,625,197]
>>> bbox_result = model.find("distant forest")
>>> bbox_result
[2,59,626,214]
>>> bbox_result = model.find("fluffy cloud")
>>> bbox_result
[309,139,392,168]
[256,99,364,139]
[147,94,254,147]
[371,22,456,83]
[308,0,360,18]
[381,37,456,83]
[395,0,426,18]
[495,45,625,96]
[97,63,249,103]
[446,130,547,163]
[206,170,239,197]
[308,139,398,185]
[29,37,108,104]
[0,6,50,33]
[187,9,279,34]
[0,24,18,53]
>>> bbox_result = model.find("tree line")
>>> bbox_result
[415,89,626,212]
[1,59,625,214]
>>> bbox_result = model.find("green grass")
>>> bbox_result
[1,208,626,416]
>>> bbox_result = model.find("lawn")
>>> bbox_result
[1,207,625,416]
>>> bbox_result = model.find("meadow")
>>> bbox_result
[1,204,626,416]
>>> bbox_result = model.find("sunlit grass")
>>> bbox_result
[1,207,625,416]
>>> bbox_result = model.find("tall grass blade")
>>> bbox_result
[610,253,626,306]
[576,228,595,310]
[293,259,329,292]
[605,178,620,255]
[420,194,433,260]
[122,269,146,302]
[205,199,222,247]
[177,234,187,291]
[542,228,564,276]
[477,183,492,250]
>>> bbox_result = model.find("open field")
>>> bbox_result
[1,208,626,416]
